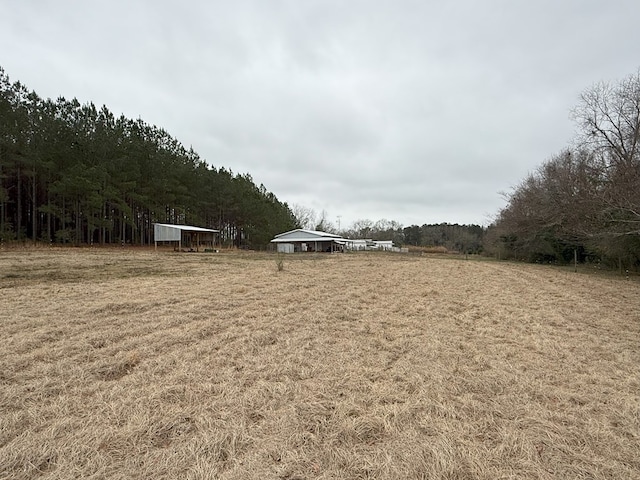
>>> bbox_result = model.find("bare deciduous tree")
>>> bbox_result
[314,209,336,233]
[572,70,640,236]
[290,203,317,230]
[489,69,640,269]
[572,70,640,167]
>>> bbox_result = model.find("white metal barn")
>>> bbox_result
[153,223,219,251]
[270,229,345,253]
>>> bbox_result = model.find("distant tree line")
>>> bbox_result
[403,223,484,253]
[485,69,640,271]
[0,67,296,248]
[338,218,404,245]
[290,204,485,252]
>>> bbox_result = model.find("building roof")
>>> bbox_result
[153,223,219,233]
[271,228,343,243]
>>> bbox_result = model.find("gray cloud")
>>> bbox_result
[2,0,639,228]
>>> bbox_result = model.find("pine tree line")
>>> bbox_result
[0,67,296,247]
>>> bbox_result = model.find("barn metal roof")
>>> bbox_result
[153,223,219,233]
[271,228,344,243]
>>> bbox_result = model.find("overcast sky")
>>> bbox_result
[2,1,639,228]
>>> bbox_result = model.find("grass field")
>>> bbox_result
[1,248,639,479]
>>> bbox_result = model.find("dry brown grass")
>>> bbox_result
[1,248,639,479]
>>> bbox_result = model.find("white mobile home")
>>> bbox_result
[344,239,394,251]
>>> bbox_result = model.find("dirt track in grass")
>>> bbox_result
[1,248,639,479]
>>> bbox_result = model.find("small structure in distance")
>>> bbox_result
[153,223,219,252]
[344,239,395,251]
[271,229,345,253]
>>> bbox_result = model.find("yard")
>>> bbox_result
[1,248,639,479]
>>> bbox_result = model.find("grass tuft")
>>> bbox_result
[95,350,142,381]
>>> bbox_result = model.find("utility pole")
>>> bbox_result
[337,215,341,231]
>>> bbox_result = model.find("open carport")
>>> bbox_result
[153,223,219,251]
